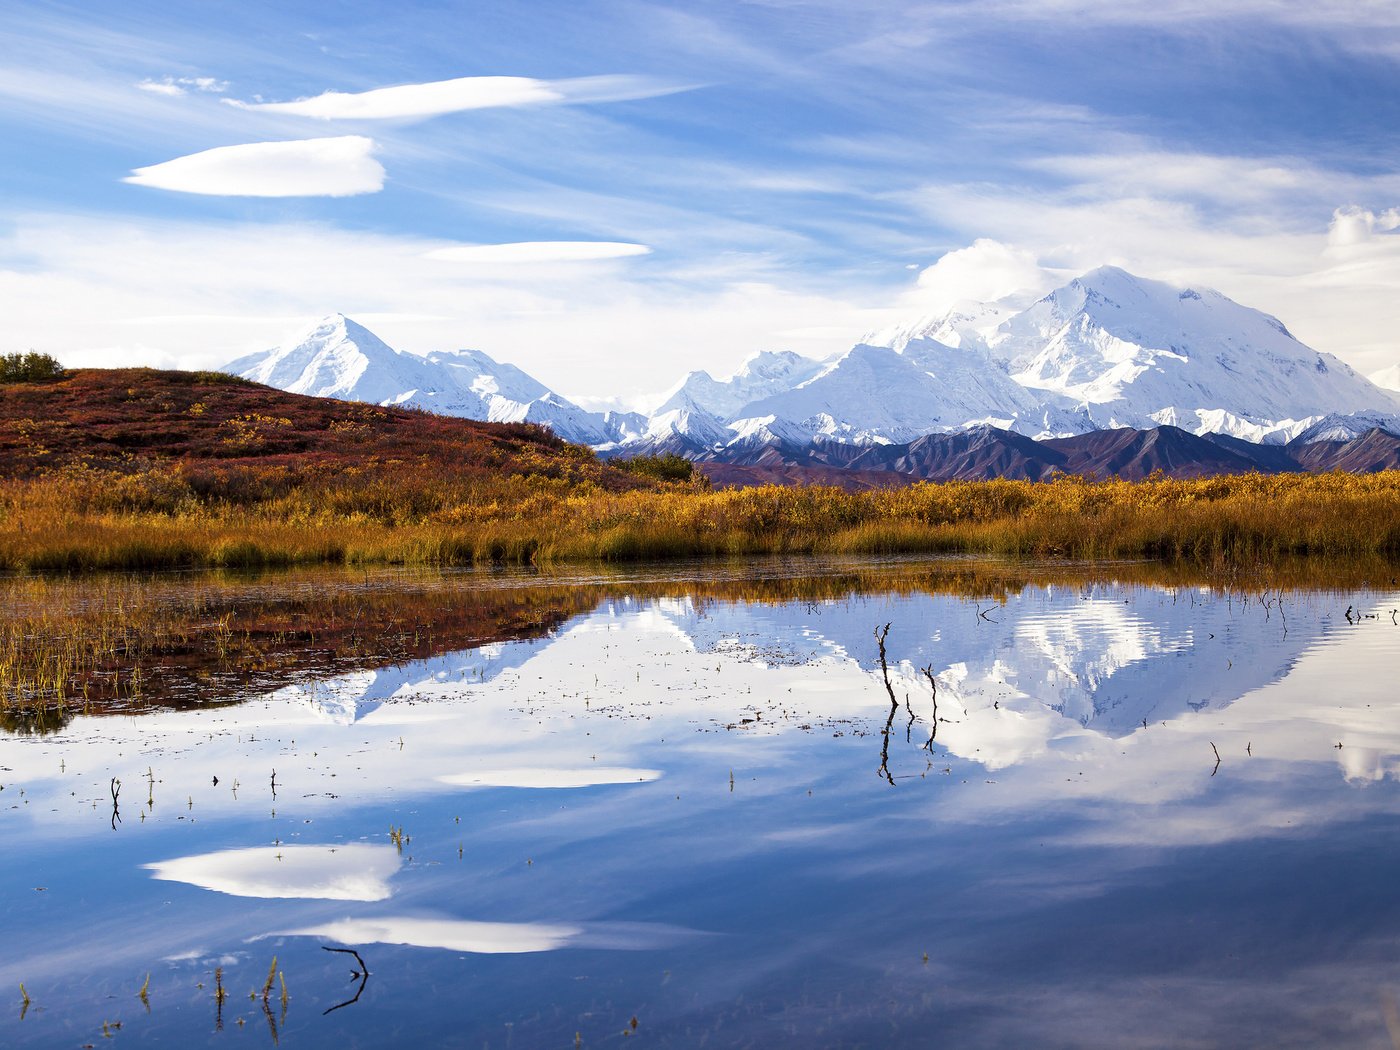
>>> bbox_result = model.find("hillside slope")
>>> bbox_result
[0,367,639,490]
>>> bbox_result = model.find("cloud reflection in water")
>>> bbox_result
[146,844,400,901]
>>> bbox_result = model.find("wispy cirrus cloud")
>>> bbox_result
[424,241,651,264]
[137,75,228,96]
[223,73,693,121]
[125,135,383,197]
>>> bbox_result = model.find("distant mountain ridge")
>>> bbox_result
[224,267,1400,478]
[698,423,1400,488]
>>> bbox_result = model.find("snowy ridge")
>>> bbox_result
[226,314,616,445]
[225,268,1400,458]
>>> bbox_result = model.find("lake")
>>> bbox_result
[2,557,1399,1048]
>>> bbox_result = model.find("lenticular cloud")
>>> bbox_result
[125,136,384,197]
[223,73,687,121]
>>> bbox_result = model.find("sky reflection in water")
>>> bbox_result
[2,562,1400,1048]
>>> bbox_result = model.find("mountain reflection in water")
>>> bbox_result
[1,557,1398,1048]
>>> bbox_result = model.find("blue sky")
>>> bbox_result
[3,0,1399,398]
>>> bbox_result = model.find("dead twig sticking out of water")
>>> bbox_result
[878,702,897,786]
[109,776,121,830]
[321,946,370,1016]
[874,624,894,702]
[1210,742,1222,776]
[920,665,939,749]
[874,624,897,785]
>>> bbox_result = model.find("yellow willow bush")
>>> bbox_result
[2,467,1400,573]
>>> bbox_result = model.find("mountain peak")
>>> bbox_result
[229,272,1400,462]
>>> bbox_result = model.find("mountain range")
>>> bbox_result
[225,266,1400,481]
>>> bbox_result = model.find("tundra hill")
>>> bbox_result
[0,367,647,491]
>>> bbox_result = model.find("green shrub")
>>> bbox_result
[614,452,695,483]
[0,352,66,383]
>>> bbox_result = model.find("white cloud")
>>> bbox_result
[124,136,383,197]
[136,80,185,97]
[224,73,689,121]
[899,156,1400,373]
[0,214,879,396]
[145,844,400,901]
[137,75,229,97]
[1327,205,1400,247]
[906,239,1057,315]
[282,916,582,954]
[424,241,652,264]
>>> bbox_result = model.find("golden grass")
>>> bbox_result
[3,467,1400,574]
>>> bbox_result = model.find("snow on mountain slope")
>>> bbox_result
[225,314,611,445]
[704,267,1399,448]
[734,343,972,444]
[651,350,828,420]
[228,269,1400,460]
[225,314,424,403]
[866,297,1021,354]
[641,403,734,448]
[1288,411,1400,445]
[734,339,1085,443]
[985,266,1400,433]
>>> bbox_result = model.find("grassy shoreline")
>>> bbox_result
[3,554,1387,722]
[3,468,1400,573]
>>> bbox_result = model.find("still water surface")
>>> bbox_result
[2,558,1399,1048]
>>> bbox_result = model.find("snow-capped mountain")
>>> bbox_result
[224,269,1400,463]
[651,351,828,420]
[225,314,615,445]
[638,266,1399,452]
[730,341,1077,444]
[965,266,1400,441]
